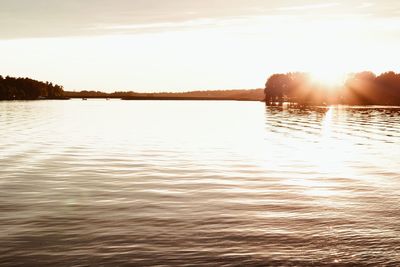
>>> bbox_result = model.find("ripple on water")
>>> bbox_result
[0,101,400,266]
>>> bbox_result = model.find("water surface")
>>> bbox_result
[0,100,399,266]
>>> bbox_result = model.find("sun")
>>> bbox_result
[310,70,346,89]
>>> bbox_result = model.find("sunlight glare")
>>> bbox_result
[310,69,346,88]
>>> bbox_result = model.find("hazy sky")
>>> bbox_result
[0,0,400,91]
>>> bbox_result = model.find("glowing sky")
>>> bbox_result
[0,0,399,91]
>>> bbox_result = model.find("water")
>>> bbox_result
[0,100,399,266]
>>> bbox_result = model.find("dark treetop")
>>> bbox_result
[0,75,65,100]
[265,71,400,105]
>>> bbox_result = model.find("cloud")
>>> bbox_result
[0,0,400,40]
[0,0,269,39]
[93,18,219,32]
[276,3,341,11]
[358,2,374,9]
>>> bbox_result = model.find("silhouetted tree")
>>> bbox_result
[265,71,400,106]
[0,76,64,100]
[265,74,290,104]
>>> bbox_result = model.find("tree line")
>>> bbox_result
[265,71,400,105]
[0,75,65,100]
[65,89,265,101]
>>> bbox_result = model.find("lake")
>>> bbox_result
[0,100,399,266]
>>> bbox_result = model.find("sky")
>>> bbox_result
[0,0,400,92]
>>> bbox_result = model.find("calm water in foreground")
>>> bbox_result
[0,100,399,266]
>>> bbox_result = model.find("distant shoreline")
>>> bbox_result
[4,98,400,108]
[0,96,262,101]
[64,89,265,102]
[123,96,260,101]
[2,73,400,105]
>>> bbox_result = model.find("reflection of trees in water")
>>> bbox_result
[265,71,400,106]
[265,105,329,120]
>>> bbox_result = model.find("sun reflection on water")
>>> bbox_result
[1,101,400,265]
